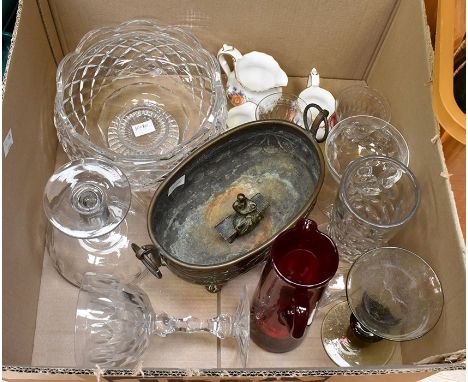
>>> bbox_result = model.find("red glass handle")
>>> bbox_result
[287,293,311,339]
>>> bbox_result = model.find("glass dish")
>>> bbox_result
[255,93,330,142]
[256,93,309,127]
[55,20,227,191]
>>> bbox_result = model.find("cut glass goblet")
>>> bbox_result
[75,273,250,368]
[318,115,409,219]
[43,158,148,287]
[334,85,391,123]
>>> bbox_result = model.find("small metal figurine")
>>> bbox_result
[215,193,269,243]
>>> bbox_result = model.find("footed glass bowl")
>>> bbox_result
[55,20,227,191]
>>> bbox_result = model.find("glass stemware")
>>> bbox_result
[321,247,444,367]
[319,155,419,307]
[75,273,250,368]
[43,158,148,287]
[327,155,420,263]
[334,85,391,123]
[318,115,409,218]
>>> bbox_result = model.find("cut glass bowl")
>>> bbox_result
[55,20,227,191]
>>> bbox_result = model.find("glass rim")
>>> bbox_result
[255,92,309,118]
[271,219,339,288]
[339,155,420,229]
[345,246,444,341]
[335,84,391,122]
[324,115,410,183]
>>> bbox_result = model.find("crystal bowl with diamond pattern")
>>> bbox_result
[55,20,227,191]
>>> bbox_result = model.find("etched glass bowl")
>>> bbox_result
[55,20,227,191]
[321,247,443,367]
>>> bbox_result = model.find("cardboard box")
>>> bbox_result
[2,0,465,380]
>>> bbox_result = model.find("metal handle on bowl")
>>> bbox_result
[303,103,330,143]
[132,243,163,279]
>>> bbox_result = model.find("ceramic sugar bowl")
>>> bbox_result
[217,44,288,106]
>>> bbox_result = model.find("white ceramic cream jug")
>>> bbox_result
[217,44,288,106]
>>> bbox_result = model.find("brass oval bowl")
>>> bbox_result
[145,120,325,291]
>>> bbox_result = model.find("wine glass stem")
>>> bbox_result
[151,313,234,339]
[70,181,110,222]
[349,313,383,343]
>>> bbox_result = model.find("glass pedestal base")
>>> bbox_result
[108,103,180,156]
[321,301,395,367]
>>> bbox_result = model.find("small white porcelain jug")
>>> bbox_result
[217,44,288,106]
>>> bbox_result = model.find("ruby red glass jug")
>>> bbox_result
[250,219,339,352]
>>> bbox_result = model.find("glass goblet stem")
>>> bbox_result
[70,181,110,223]
[149,287,249,367]
[349,313,382,343]
[151,312,235,339]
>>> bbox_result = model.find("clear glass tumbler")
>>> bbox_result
[327,156,420,263]
[335,85,391,123]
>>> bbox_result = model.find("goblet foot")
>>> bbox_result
[321,301,395,367]
[319,270,347,308]
[43,158,131,239]
[315,171,338,218]
[319,203,334,219]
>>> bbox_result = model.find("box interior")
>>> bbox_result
[3,0,465,371]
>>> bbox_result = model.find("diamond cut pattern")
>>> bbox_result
[55,21,227,191]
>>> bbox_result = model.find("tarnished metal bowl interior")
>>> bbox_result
[147,120,324,289]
